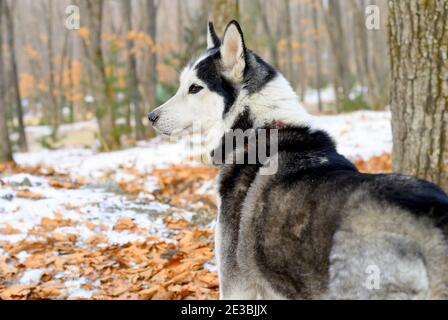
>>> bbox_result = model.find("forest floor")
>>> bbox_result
[0,111,392,300]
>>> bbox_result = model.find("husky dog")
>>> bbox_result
[149,21,448,299]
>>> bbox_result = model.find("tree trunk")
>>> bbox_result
[322,0,352,107]
[212,0,240,34]
[350,0,369,90]
[351,0,388,110]
[282,0,295,87]
[83,0,120,150]
[4,0,27,151]
[145,0,157,138]
[68,34,75,123]
[388,0,448,191]
[0,0,13,162]
[297,1,307,102]
[124,0,146,141]
[46,0,60,139]
[312,2,323,112]
[257,0,279,68]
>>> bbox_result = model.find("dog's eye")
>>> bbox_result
[188,84,203,94]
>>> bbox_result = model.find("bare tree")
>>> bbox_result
[350,0,388,110]
[82,0,120,150]
[282,0,295,87]
[124,0,146,140]
[44,0,61,139]
[145,0,158,138]
[312,1,323,112]
[389,0,448,191]
[4,0,27,151]
[322,0,352,108]
[256,0,278,67]
[296,1,307,102]
[212,0,240,33]
[0,0,13,162]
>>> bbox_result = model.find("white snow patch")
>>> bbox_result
[311,111,392,160]
[19,268,43,284]
[304,87,336,105]
[16,251,31,263]
[65,277,97,299]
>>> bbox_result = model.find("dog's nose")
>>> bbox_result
[148,111,160,124]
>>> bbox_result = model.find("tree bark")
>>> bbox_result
[322,0,352,107]
[388,0,448,191]
[0,0,13,162]
[282,0,295,87]
[124,0,146,141]
[145,0,158,138]
[297,1,307,102]
[45,0,60,139]
[83,0,120,150]
[212,0,240,34]
[312,1,323,112]
[4,0,27,151]
[256,0,279,68]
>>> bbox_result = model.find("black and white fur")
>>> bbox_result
[149,21,448,299]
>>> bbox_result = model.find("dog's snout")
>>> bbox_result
[148,111,160,124]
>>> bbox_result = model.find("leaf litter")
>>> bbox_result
[0,111,393,299]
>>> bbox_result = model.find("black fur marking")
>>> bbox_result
[230,107,253,131]
[371,175,448,227]
[195,51,237,115]
[208,22,221,48]
[242,52,278,94]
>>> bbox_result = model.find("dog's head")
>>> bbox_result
[149,20,307,138]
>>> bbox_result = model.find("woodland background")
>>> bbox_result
[0,0,447,300]
[0,0,391,151]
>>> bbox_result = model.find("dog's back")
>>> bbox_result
[216,125,448,299]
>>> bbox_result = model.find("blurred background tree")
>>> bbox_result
[0,0,392,152]
[211,0,240,34]
[0,0,13,162]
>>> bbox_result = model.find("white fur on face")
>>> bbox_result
[150,59,225,136]
[151,23,311,144]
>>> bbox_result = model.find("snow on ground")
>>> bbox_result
[15,111,392,173]
[25,120,98,138]
[311,111,392,160]
[3,110,392,250]
[14,136,193,181]
[0,110,392,299]
[303,87,337,105]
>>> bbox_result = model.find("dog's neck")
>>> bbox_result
[225,74,311,131]
[204,74,312,154]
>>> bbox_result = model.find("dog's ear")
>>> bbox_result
[220,20,246,82]
[207,22,221,50]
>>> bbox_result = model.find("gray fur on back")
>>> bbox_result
[214,127,448,300]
